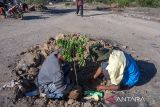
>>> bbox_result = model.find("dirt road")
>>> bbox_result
[0,5,160,106]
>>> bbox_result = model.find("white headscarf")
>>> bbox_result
[106,50,126,85]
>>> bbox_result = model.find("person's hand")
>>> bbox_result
[96,85,106,91]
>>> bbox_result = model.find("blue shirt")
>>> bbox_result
[122,54,140,87]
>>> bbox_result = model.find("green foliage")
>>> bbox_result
[137,0,160,7]
[86,0,114,4]
[86,0,131,6]
[86,0,160,7]
[57,35,87,66]
[114,0,130,7]
[64,2,75,6]
[26,0,47,5]
[33,0,47,4]
[65,2,71,6]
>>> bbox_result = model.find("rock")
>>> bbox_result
[113,43,118,47]
[67,105,72,107]
[101,80,108,85]
[39,93,46,98]
[83,102,92,107]
[47,37,55,44]
[92,101,99,106]
[7,64,12,68]
[33,98,47,107]
[72,101,81,107]
[39,43,51,58]
[122,45,128,49]
[106,80,111,86]
[28,67,39,77]
[104,43,113,49]
[16,53,41,71]
[41,50,48,58]
[68,85,82,100]
[47,100,53,107]
[16,97,36,106]
[47,39,56,52]
[59,100,65,107]
[16,60,28,71]
[20,51,26,55]
[55,33,65,41]
[16,70,24,75]
[67,99,74,105]
[41,43,49,50]
[64,102,68,107]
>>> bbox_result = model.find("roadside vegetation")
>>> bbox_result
[26,0,47,5]
[86,0,160,7]
[24,0,160,7]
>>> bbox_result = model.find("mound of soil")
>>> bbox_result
[5,34,136,106]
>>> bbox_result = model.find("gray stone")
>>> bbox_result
[83,102,92,107]
[16,70,24,75]
[16,53,41,71]
[113,43,118,47]
[48,100,60,107]
[67,99,74,105]
[122,45,127,49]
[28,67,39,76]
[16,60,28,71]
[33,98,47,107]
[59,100,65,107]
[64,102,68,107]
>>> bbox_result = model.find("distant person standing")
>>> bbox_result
[75,0,83,17]
[21,0,28,12]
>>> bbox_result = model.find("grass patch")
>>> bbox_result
[86,0,160,7]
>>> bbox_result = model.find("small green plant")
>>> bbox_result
[57,35,87,66]
[57,35,88,85]
[114,0,130,7]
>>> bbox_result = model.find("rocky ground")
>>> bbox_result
[0,3,160,107]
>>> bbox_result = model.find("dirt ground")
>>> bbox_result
[0,4,160,107]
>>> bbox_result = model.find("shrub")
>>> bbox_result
[86,0,114,4]
[57,35,87,66]
[114,0,130,7]
[137,0,160,7]
[86,0,160,7]
[26,0,47,5]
